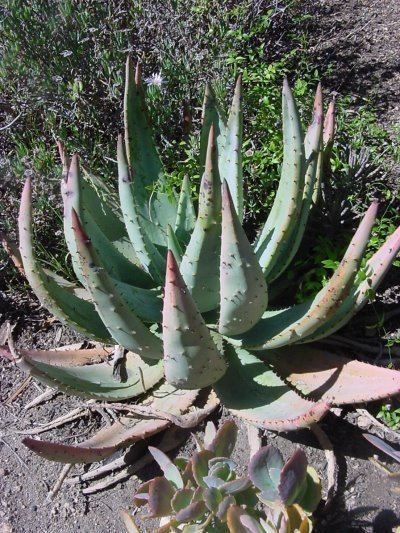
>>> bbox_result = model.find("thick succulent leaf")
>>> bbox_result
[22,384,198,463]
[230,201,378,349]
[118,134,166,283]
[219,75,243,222]
[216,495,236,522]
[163,250,227,389]
[134,480,152,506]
[18,178,110,341]
[363,434,400,463]
[203,475,225,489]
[296,467,322,513]
[255,79,305,280]
[220,477,251,495]
[18,345,163,400]
[149,477,174,517]
[267,84,323,281]
[206,420,238,458]
[279,200,378,343]
[191,449,215,488]
[167,224,183,265]
[226,505,249,533]
[278,449,307,505]
[175,501,207,524]
[286,506,311,533]
[311,98,335,205]
[149,446,184,489]
[71,208,162,320]
[304,83,323,161]
[124,57,177,247]
[62,155,151,288]
[323,100,335,148]
[204,421,217,449]
[191,487,205,503]
[248,445,283,500]
[175,175,196,245]
[205,487,223,513]
[219,181,268,335]
[263,345,400,404]
[199,83,227,173]
[72,210,163,358]
[181,526,205,533]
[120,509,140,533]
[180,125,222,312]
[298,223,400,343]
[172,489,195,512]
[212,344,329,431]
[209,457,237,473]
[240,515,266,533]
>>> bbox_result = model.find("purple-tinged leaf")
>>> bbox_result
[175,501,207,524]
[323,100,335,147]
[263,346,400,405]
[278,449,308,505]
[216,495,236,522]
[133,479,152,507]
[206,420,238,458]
[23,384,198,463]
[148,477,174,517]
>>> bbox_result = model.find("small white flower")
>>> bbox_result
[144,72,166,88]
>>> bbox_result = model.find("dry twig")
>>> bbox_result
[47,463,73,501]
[311,423,338,511]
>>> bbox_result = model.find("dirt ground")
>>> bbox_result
[1,1,400,532]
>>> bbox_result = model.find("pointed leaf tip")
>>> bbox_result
[148,446,184,489]
[163,250,226,389]
[278,448,308,505]
[205,122,216,171]
[219,180,268,335]
[70,208,88,243]
[135,61,142,86]
[323,100,336,145]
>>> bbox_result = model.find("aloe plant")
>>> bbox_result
[5,57,400,465]
[123,420,321,532]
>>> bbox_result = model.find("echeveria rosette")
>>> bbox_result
[127,420,322,532]
[6,56,400,465]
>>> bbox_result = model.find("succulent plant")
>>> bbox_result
[4,57,400,465]
[124,420,321,532]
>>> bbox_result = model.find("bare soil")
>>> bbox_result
[1,1,400,532]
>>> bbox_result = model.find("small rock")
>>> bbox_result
[357,415,370,429]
